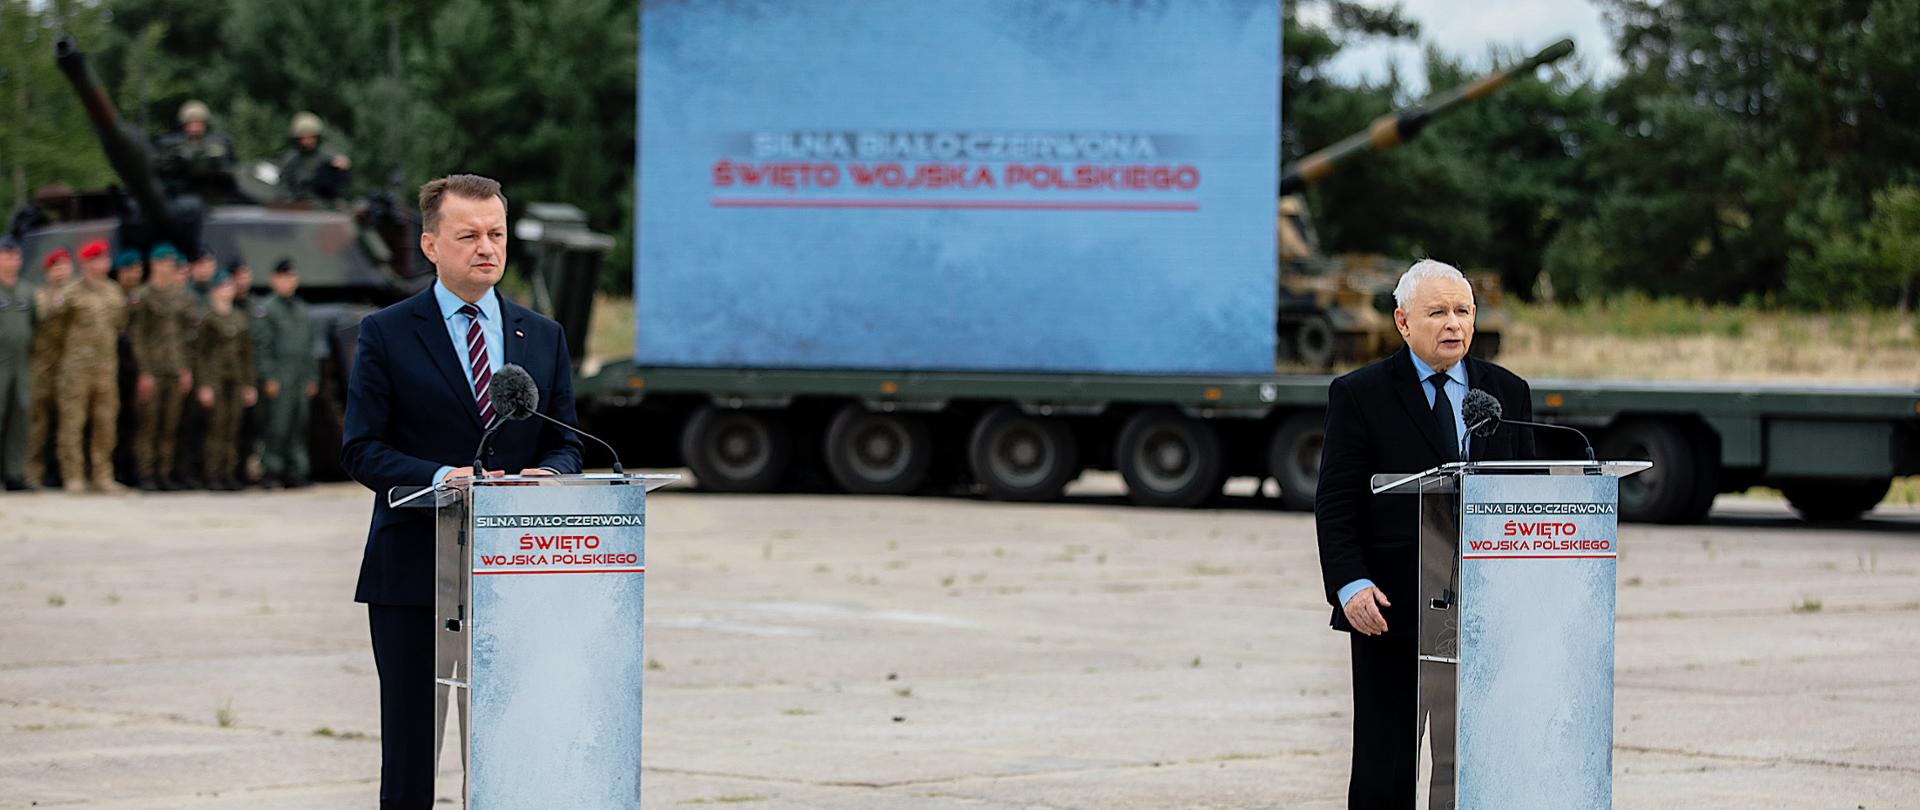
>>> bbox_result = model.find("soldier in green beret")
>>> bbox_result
[111,250,145,486]
[190,270,256,491]
[175,249,218,487]
[127,246,195,490]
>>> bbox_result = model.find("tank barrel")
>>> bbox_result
[1279,37,1575,195]
[52,35,179,244]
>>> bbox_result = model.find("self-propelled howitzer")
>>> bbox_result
[1273,38,1575,368]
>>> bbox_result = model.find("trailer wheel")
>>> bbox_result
[1598,419,1698,523]
[823,405,932,495]
[968,406,1078,501]
[1267,411,1324,511]
[1116,408,1224,508]
[682,406,790,492]
[1781,478,1892,523]
[1294,316,1336,369]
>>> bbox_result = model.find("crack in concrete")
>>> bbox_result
[1617,743,1919,774]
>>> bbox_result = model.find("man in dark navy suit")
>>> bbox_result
[341,173,582,809]
[1314,260,1538,809]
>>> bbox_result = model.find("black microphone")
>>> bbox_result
[1462,388,1598,463]
[1461,389,1503,439]
[486,363,627,475]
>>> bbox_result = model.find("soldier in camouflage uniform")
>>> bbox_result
[175,249,218,487]
[49,241,128,493]
[24,248,75,490]
[0,235,31,490]
[255,259,318,488]
[230,260,264,486]
[128,245,195,491]
[191,271,256,491]
[276,112,352,204]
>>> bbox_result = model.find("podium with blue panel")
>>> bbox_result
[392,472,678,808]
[1372,460,1650,809]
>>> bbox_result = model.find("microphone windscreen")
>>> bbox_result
[491,363,539,422]
[1461,388,1503,437]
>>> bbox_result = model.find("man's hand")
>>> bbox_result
[1342,586,1392,636]
[516,468,557,477]
[241,386,258,407]
[135,373,155,402]
[304,381,318,398]
[178,370,193,394]
[196,386,214,408]
[264,379,280,399]
[442,467,506,482]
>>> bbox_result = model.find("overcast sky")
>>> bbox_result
[1306,0,1622,95]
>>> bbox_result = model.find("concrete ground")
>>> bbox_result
[1,473,1915,809]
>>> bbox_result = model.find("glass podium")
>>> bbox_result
[1372,460,1650,810]
[390,472,679,809]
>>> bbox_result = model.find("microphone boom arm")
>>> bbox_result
[527,409,627,475]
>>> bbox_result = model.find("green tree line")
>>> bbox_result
[4,0,1916,308]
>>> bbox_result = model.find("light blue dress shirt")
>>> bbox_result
[1337,355,1470,609]
[432,281,504,484]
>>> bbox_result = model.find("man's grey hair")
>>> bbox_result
[1392,259,1474,310]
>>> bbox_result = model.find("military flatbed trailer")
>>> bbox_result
[574,362,1920,524]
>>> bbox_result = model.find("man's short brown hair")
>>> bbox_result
[418,174,508,233]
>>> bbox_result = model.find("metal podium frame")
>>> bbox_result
[1372,460,1649,809]
[390,472,679,808]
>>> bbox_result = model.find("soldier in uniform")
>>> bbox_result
[128,245,194,491]
[186,249,217,307]
[191,270,256,491]
[111,250,146,485]
[230,259,263,486]
[24,248,74,490]
[49,240,128,493]
[0,235,31,490]
[153,100,237,200]
[255,259,318,488]
[276,112,352,204]
[175,249,217,486]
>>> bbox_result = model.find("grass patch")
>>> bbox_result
[1497,298,1919,384]
[46,593,64,607]
[588,294,637,367]
[215,699,237,728]
[1791,598,1824,614]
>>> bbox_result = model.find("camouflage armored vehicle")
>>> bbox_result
[7,36,433,478]
[1274,38,1573,369]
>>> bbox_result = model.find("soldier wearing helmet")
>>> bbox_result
[153,99,237,200]
[276,111,353,204]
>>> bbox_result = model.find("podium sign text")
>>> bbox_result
[1457,474,1616,808]
[468,483,648,808]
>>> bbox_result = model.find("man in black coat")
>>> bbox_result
[341,174,582,809]
[1314,260,1538,809]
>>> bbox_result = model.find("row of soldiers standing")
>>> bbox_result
[0,235,318,493]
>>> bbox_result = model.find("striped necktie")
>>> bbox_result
[459,303,496,426]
